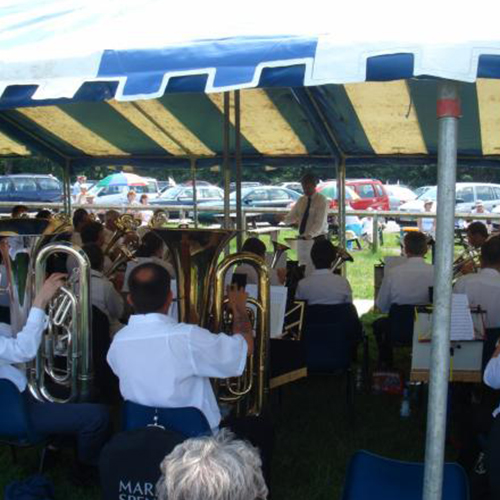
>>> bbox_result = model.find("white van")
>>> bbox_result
[88,177,160,205]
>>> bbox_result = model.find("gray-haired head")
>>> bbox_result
[156,429,268,500]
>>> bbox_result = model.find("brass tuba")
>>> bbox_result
[0,218,92,403]
[153,228,270,416]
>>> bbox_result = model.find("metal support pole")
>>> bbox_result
[191,158,198,228]
[423,80,460,500]
[63,160,72,215]
[336,159,347,275]
[223,92,231,230]
[235,90,243,250]
[372,213,379,253]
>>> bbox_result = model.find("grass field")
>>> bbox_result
[0,230,451,499]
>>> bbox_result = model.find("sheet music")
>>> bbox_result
[450,294,475,341]
[247,285,288,339]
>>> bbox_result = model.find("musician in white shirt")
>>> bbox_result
[284,172,329,240]
[374,231,434,368]
[454,235,500,329]
[107,262,253,433]
[295,239,352,305]
[83,243,124,334]
[0,272,109,468]
[376,231,434,314]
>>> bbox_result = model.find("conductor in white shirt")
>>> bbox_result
[374,231,434,368]
[284,172,329,240]
[295,239,353,305]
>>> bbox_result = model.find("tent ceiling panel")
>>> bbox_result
[343,81,427,155]
[108,100,214,156]
[0,131,29,156]
[17,106,125,156]
[0,81,499,166]
[477,79,500,156]
[208,90,307,156]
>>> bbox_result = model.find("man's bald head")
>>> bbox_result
[128,262,171,314]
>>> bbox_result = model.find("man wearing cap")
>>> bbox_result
[470,200,491,231]
[284,172,329,240]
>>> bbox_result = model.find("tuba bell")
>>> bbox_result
[153,228,270,416]
[0,218,92,403]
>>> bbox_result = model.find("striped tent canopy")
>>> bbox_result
[1,1,500,167]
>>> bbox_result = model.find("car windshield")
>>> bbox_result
[318,184,359,200]
[417,187,437,201]
[160,186,184,199]
[229,188,254,200]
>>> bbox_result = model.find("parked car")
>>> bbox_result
[276,182,303,194]
[151,184,224,218]
[345,179,390,210]
[399,182,500,224]
[384,185,417,211]
[0,174,62,211]
[414,185,433,198]
[229,181,262,191]
[87,176,160,205]
[197,186,300,224]
[316,182,360,209]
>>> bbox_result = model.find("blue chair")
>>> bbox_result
[341,450,469,500]
[0,379,48,472]
[122,401,212,438]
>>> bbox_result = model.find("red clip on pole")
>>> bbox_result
[437,99,461,118]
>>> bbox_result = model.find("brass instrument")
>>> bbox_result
[103,213,141,257]
[0,218,92,403]
[453,245,480,280]
[148,210,169,229]
[154,228,270,416]
[332,245,354,272]
[214,252,270,416]
[270,241,289,269]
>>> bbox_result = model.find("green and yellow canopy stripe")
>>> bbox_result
[109,99,215,156]
[208,89,308,155]
[17,106,126,156]
[344,81,428,155]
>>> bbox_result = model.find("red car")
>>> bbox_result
[346,179,390,210]
[317,179,389,211]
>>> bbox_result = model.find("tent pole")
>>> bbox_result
[235,90,243,250]
[423,80,460,500]
[223,92,231,231]
[63,160,72,215]
[191,158,198,228]
[337,158,346,273]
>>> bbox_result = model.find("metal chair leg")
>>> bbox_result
[38,446,47,474]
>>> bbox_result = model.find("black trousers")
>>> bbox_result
[25,392,110,465]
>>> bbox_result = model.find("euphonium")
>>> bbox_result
[153,228,270,416]
[0,218,92,403]
[148,210,169,229]
[214,252,270,417]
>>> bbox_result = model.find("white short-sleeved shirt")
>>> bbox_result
[90,270,124,322]
[0,308,47,391]
[107,313,247,430]
[484,355,500,417]
[454,268,500,329]
[295,269,352,305]
[376,257,434,313]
